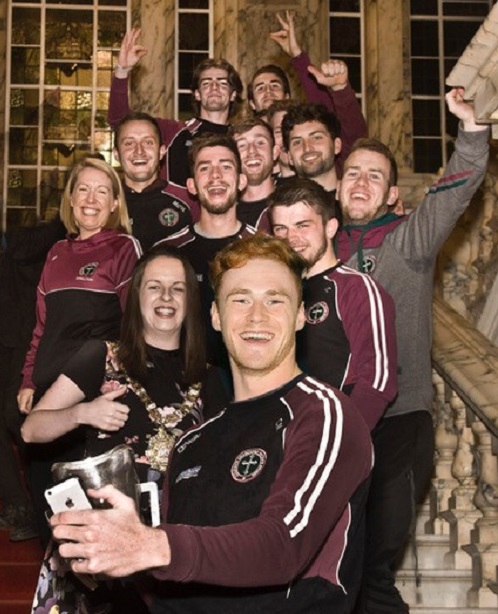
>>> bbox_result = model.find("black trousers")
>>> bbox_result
[355,411,435,614]
[0,342,31,507]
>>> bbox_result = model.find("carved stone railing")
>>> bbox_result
[431,297,498,608]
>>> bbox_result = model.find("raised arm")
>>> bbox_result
[270,11,367,169]
[270,11,332,109]
[108,29,148,129]
[306,59,367,170]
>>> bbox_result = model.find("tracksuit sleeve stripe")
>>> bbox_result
[339,267,391,392]
[283,380,344,538]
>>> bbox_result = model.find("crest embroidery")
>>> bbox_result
[230,448,267,483]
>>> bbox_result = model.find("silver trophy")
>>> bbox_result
[51,444,160,525]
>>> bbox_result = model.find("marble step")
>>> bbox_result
[398,534,452,570]
[396,568,473,608]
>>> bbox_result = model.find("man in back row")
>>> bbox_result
[51,234,373,614]
[113,112,196,249]
[109,29,243,189]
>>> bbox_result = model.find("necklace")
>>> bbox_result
[105,342,202,472]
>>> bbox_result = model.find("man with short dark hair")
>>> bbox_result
[154,134,254,365]
[50,233,373,614]
[108,29,243,188]
[269,176,397,431]
[113,112,196,249]
[282,104,342,193]
[229,117,279,230]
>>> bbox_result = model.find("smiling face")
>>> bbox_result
[114,119,166,191]
[250,72,288,112]
[70,167,118,240]
[194,67,236,114]
[288,120,341,181]
[271,202,337,276]
[233,125,278,186]
[140,256,187,349]
[269,109,292,171]
[339,149,399,225]
[187,145,247,214]
[211,258,304,379]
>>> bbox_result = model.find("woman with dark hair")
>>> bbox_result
[23,245,228,613]
[22,244,226,481]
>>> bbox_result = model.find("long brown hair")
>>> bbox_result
[118,245,206,384]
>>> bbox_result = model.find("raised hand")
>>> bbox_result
[308,59,349,92]
[269,11,302,59]
[445,88,486,132]
[117,28,147,72]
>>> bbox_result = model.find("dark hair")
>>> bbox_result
[191,58,243,118]
[187,133,242,176]
[118,245,206,384]
[210,233,306,305]
[114,112,163,147]
[268,176,338,226]
[229,117,275,148]
[347,138,398,187]
[281,104,341,151]
[248,65,291,103]
[266,99,297,125]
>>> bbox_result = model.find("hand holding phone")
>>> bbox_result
[45,477,93,515]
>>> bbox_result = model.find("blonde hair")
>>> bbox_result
[60,157,131,235]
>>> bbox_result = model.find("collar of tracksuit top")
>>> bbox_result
[335,212,404,273]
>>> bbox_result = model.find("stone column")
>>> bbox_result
[130,0,175,118]
[364,0,412,169]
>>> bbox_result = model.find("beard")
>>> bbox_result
[302,235,329,270]
[198,192,237,215]
[243,160,274,186]
[295,156,334,180]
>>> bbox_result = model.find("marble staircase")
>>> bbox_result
[391,298,498,613]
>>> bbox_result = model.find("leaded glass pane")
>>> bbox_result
[329,17,360,55]
[98,11,127,47]
[179,14,209,50]
[411,59,440,96]
[45,11,93,61]
[179,53,208,90]
[10,89,39,126]
[412,99,441,136]
[12,8,41,45]
[413,138,443,173]
[329,0,361,11]
[179,1,210,8]
[11,48,40,84]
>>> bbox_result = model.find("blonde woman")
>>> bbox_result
[17,157,141,545]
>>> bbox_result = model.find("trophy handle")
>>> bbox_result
[139,481,160,527]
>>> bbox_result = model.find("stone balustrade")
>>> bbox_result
[431,297,498,607]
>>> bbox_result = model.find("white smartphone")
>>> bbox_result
[45,477,93,515]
